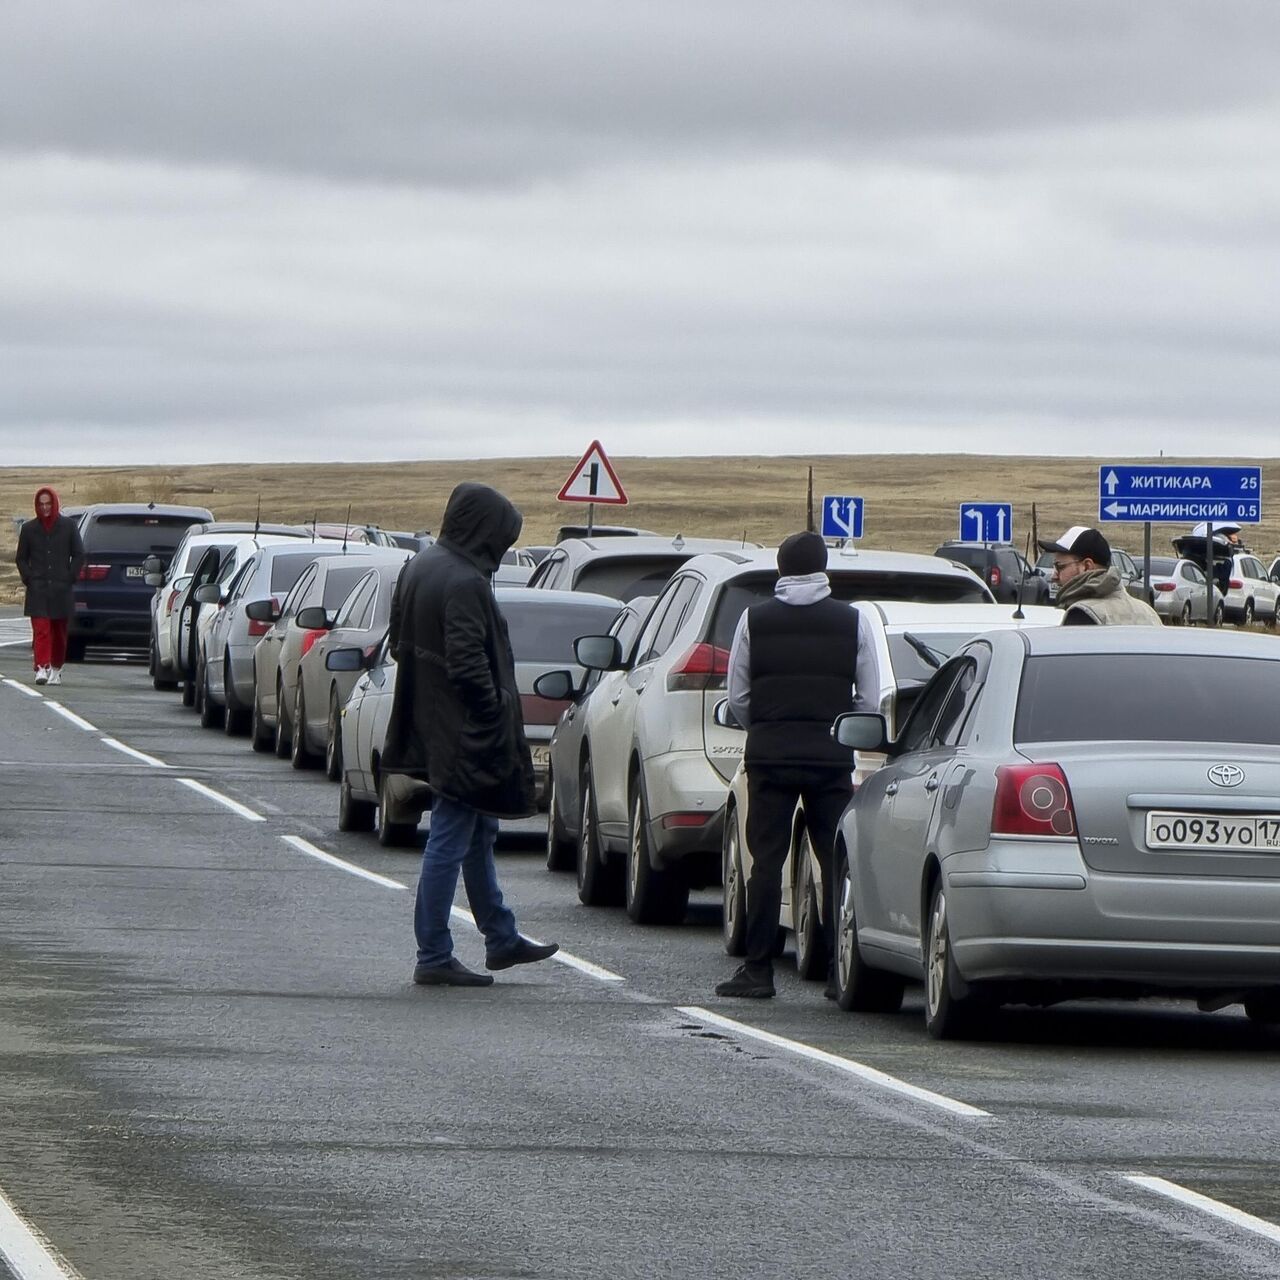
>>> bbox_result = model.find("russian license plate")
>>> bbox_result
[124,565,145,578]
[1146,811,1280,852]
[530,746,551,768]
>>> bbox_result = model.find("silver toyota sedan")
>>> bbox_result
[831,626,1280,1038]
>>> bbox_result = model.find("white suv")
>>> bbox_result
[572,547,994,926]
[1222,553,1279,627]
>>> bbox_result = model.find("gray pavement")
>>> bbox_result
[2,645,1280,1278]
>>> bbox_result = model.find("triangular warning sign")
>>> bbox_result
[557,440,628,505]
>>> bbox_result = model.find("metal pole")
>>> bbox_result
[587,501,595,539]
[1143,522,1152,607]
[1205,522,1214,625]
[806,467,814,533]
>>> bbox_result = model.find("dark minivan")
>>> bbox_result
[69,503,214,659]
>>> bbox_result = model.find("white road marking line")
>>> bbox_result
[1124,1174,1280,1247]
[44,703,97,731]
[675,1005,990,1118]
[0,1183,85,1279]
[100,737,169,768]
[1,678,43,699]
[448,906,625,983]
[176,777,265,823]
[280,835,408,890]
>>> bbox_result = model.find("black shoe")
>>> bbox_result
[486,936,560,971]
[413,958,494,987]
[715,964,775,999]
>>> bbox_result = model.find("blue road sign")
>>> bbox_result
[958,502,1013,543]
[1098,465,1262,524]
[820,495,864,540]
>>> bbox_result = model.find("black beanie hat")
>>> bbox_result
[777,531,828,577]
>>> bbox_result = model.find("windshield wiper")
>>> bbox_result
[902,632,946,670]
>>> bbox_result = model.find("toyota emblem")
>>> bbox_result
[1208,764,1245,788]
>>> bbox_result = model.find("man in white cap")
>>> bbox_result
[1037,526,1161,626]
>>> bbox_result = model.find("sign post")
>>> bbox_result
[558,441,628,537]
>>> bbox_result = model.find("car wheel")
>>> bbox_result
[250,677,274,753]
[223,657,251,736]
[151,639,178,691]
[338,769,376,833]
[1243,990,1280,1024]
[1243,600,1255,628]
[924,880,985,1040]
[324,689,344,782]
[180,664,197,707]
[290,683,318,769]
[793,826,829,981]
[576,763,622,906]
[544,766,575,871]
[1180,602,1192,627]
[625,781,689,926]
[834,849,905,1013]
[377,773,419,847]
[1214,602,1225,627]
[273,677,292,758]
[198,654,224,729]
[721,803,747,957]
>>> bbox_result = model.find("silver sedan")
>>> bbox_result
[1146,555,1224,625]
[831,626,1280,1038]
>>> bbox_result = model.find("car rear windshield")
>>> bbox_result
[705,572,990,649]
[575,556,690,601]
[82,515,200,554]
[501,600,622,663]
[178,542,234,574]
[937,546,986,570]
[322,564,376,609]
[1146,557,1177,575]
[1015,654,1280,745]
[269,553,327,593]
[888,632,978,685]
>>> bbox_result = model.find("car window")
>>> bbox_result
[637,578,701,665]
[529,551,566,590]
[500,599,623,663]
[575,556,691,602]
[268,552,325,594]
[937,546,985,572]
[281,565,317,618]
[81,514,201,555]
[227,556,258,602]
[896,660,968,755]
[632,581,683,666]
[1187,564,1205,584]
[321,564,376,610]
[334,572,377,629]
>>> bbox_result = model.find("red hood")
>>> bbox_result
[34,486,60,532]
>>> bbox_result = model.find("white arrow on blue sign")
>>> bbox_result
[820,495,864,540]
[958,502,1012,543]
[1098,465,1262,524]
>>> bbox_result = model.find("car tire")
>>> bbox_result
[151,639,178,691]
[1214,602,1225,627]
[924,880,985,1040]
[1180,602,1192,627]
[338,769,376,833]
[198,655,224,729]
[250,680,274,753]
[273,677,292,759]
[1243,991,1280,1024]
[64,637,85,663]
[1243,600,1255,628]
[181,667,197,707]
[544,767,575,871]
[793,826,828,981]
[324,689,344,782]
[834,850,905,1013]
[576,763,623,906]
[377,773,419,847]
[721,803,747,957]
[625,781,689,926]
[290,684,318,769]
[223,657,251,736]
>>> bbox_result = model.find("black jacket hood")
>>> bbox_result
[437,483,523,575]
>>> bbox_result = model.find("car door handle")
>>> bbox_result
[884,781,899,796]
[925,775,940,792]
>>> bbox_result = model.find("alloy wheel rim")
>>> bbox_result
[629,801,642,901]
[837,868,855,987]
[724,824,741,937]
[926,893,948,1019]
[546,772,557,858]
[577,781,592,892]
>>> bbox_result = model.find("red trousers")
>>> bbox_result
[31,617,68,670]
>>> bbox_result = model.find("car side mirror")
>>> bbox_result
[244,598,279,623]
[575,634,623,671]
[144,572,165,587]
[325,648,365,672]
[832,712,890,752]
[712,697,743,730]
[295,606,330,630]
[143,555,162,575]
[534,669,576,701]
[193,583,222,605]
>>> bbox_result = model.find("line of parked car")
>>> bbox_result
[51,502,1280,1041]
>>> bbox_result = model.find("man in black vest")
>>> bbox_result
[715,531,858,999]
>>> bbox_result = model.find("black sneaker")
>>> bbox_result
[413,958,494,987]
[715,964,775,999]
[486,937,560,971]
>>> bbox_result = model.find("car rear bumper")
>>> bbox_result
[644,750,728,865]
[68,608,151,644]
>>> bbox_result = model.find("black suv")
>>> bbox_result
[933,541,1050,605]
[69,502,213,659]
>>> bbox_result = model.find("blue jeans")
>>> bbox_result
[414,795,519,967]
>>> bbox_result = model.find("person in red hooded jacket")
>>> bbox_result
[14,487,85,685]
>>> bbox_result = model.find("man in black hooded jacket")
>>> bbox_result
[383,482,559,987]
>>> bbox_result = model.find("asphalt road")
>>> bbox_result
[2,630,1280,1278]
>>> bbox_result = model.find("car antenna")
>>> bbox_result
[342,503,351,553]
[311,511,317,543]
[253,494,261,540]
[741,526,747,548]
[1012,533,1030,621]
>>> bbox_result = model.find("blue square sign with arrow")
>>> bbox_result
[820,495,864,540]
[958,502,1013,543]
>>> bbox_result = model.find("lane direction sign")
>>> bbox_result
[821,495,864,540]
[1098,465,1262,524]
[958,502,1012,543]
[558,441,628,505]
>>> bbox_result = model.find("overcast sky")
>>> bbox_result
[2,1,1278,465]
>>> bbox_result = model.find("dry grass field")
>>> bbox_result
[3,454,1277,604]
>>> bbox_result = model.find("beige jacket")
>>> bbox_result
[1057,567,1163,626]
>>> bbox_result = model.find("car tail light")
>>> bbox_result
[1229,578,1243,590]
[299,629,326,658]
[989,566,1002,589]
[78,564,109,582]
[661,812,711,829]
[667,643,730,692]
[1154,582,1176,592]
[992,763,1076,838]
[246,596,280,638]
[166,588,182,613]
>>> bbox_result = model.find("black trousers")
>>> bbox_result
[743,766,854,970]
